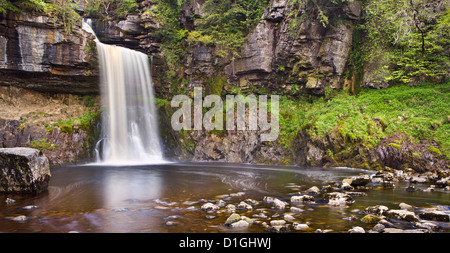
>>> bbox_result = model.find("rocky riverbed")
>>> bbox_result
[160,169,450,233]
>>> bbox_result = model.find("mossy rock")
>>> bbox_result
[361,214,382,224]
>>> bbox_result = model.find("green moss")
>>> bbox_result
[52,109,102,134]
[412,152,421,157]
[428,145,442,157]
[29,138,59,151]
[388,143,402,149]
[361,214,382,224]
[207,74,227,96]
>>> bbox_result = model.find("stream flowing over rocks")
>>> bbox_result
[153,168,450,233]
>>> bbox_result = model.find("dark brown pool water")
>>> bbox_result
[0,162,448,233]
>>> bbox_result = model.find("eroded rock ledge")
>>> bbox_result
[0,13,98,94]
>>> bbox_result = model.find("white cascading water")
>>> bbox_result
[83,20,164,164]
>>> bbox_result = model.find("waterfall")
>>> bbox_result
[83,21,164,164]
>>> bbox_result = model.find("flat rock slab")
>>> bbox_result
[0,147,50,193]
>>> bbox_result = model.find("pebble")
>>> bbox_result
[305,186,320,195]
[399,203,413,210]
[422,187,435,192]
[270,220,286,226]
[291,195,315,203]
[324,192,354,206]
[341,182,354,191]
[378,219,395,228]
[348,226,365,233]
[164,215,179,220]
[292,223,309,231]
[22,205,39,210]
[284,214,296,221]
[266,225,289,233]
[201,203,220,211]
[225,204,236,212]
[290,207,304,213]
[273,198,287,209]
[11,215,27,222]
[5,198,15,204]
[216,199,226,207]
[253,213,268,219]
[182,200,198,206]
[166,221,178,226]
[342,215,358,221]
[371,224,385,233]
[245,199,259,205]
[414,222,440,231]
[364,205,389,216]
[386,209,420,222]
[230,220,249,229]
[315,229,333,233]
[237,201,253,210]
[225,213,241,226]
[229,192,246,197]
[154,205,170,210]
[263,196,275,203]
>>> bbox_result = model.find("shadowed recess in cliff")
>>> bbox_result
[83,21,164,165]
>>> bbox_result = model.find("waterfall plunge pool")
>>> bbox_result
[0,162,448,233]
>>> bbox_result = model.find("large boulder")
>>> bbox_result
[0,147,50,193]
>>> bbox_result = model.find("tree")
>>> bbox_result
[362,0,449,84]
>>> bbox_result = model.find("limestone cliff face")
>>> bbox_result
[85,0,161,55]
[223,0,360,94]
[0,13,98,94]
[173,0,361,95]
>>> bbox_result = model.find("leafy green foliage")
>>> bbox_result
[0,0,82,34]
[287,0,353,31]
[0,0,46,15]
[361,0,449,84]
[0,0,19,14]
[46,0,80,34]
[152,0,268,67]
[195,0,269,57]
[150,0,189,67]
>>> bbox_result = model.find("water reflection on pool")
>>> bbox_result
[0,163,448,233]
